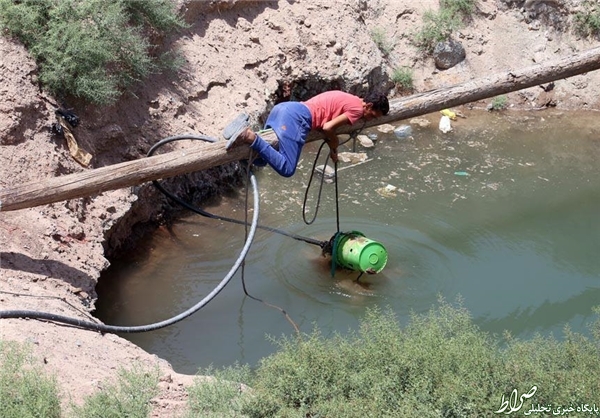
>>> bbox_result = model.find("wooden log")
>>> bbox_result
[0,139,275,212]
[359,45,600,129]
[2,46,600,212]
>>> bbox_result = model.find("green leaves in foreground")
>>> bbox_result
[3,301,600,418]
[187,300,600,418]
[243,303,503,417]
[0,340,61,418]
[69,364,160,418]
[0,0,186,105]
[0,340,161,418]
[185,364,253,418]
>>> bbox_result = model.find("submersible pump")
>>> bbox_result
[323,231,388,275]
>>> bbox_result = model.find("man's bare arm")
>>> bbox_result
[322,114,350,162]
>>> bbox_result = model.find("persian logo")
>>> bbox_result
[494,385,537,414]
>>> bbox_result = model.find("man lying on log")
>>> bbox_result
[223,90,390,177]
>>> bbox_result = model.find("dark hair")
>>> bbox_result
[364,92,389,115]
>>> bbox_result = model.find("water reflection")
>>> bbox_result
[480,287,600,337]
[96,109,600,374]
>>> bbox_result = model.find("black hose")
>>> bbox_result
[151,136,301,332]
[0,134,260,333]
[302,123,364,227]
[302,141,330,225]
[148,135,326,248]
[0,128,360,331]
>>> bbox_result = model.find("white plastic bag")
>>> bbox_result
[439,115,452,133]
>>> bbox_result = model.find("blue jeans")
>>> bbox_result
[250,102,312,177]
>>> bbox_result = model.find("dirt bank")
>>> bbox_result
[1,0,599,415]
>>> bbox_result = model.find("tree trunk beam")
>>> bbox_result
[2,46,600,212]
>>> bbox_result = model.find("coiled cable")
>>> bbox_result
[0,134,260,333]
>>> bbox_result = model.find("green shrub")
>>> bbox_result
[392,66,414,92]
[440,0,478,19]
[499,328,600,408]
[0,340,61,418]
[0,0,186,106]
[370,27,395,56]
[3,299,599,418]
[69,364,160,418]
[124,0,187,32]
[237,303,502,417]
[411,0,477,53]
[574,0,600,38]
[193,300,600,418]
[412,8,463,53]
[185,364,252,418]
[491,95,508,110]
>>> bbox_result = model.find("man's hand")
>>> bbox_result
[329,147,338,163]
[327,135,339,162]
[323,114,347,164]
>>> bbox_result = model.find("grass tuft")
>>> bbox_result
[440,0,477,19]
[574,0,600,39]
[370,27,396,56]
[411,0,477,53]
[490,95,508,110]
[392,66,414,93]
[185,364,252,418]
[0,340,61,418]
[69,364,160,418]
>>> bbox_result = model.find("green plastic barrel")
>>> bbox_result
[336,231,388,274]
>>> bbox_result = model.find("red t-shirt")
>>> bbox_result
[303,91,364,130]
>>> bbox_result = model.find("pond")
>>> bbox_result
[95,109,600,375]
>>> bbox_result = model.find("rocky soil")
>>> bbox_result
[1,0,599,415]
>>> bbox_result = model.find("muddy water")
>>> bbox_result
[95,109,600,374]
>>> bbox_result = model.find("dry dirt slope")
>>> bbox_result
[1,0,600,416]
